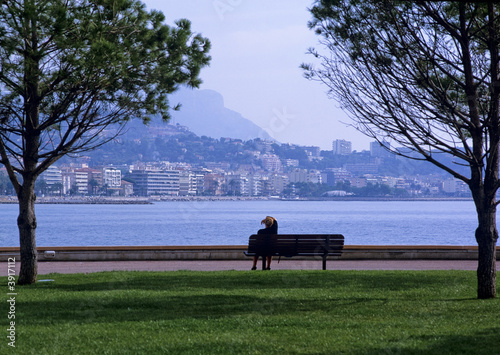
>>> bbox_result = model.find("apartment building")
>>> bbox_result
[40,166,63,194]
[204,173,225,196]
[288,168,308,183]
[60,166,95,195]
[102,167,121,188]
[261,154,283,172]
[179,170,199,196]
[225,174,250,196]
[332,139,352,155]
[323,168,352,186]
[129,168,180,196]
[288,169,322,184]
[268,173,289,195]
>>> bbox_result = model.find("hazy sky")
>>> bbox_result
[142,0,373,151]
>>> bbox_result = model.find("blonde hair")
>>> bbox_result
[261,216,275,228]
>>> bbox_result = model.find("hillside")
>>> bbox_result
[118,88,273,142]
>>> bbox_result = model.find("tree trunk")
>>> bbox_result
[17,182,38,285]
[475,208,498,299]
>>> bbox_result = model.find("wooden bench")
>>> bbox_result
[244,234,344,270]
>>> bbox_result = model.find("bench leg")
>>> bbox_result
[322,255,327,270]
[262,256,267,270]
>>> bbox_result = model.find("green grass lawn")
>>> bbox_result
[3,270,499,354]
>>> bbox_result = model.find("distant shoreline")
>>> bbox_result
[0,196,153,205]
[0,195,473,204]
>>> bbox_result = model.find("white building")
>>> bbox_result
[42,165,62,184]
[179,170,198,196]
[74,169,89,195]
[102,167,122,188]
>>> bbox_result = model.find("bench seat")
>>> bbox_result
[244,234,344,270]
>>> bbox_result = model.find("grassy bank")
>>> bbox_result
[4,270,499,354]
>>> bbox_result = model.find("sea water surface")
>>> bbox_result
[0,200,480,247]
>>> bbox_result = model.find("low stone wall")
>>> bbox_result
[0,245,497,262]
[341,245,486,260]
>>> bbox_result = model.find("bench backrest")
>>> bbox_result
[247,234,344,256]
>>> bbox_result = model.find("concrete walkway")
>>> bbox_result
[1,259,489,276]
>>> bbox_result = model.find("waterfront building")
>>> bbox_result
[225,174,250,196]
[179,170,203,196]
[74,169,90,195]
[83,167,103,194]
[40,165,63,192]
[102,167,122,188]
[60,166,96,195]
[129,168,180,196]
[192,169,211,195]
[61,166,73,195]
[247,174,272,196]
[120,180,134,196]
[203,173,225,196]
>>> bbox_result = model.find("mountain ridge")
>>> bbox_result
[167,89,273,141]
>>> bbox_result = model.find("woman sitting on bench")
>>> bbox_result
[251,216,278,270]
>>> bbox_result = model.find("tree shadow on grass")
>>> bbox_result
[20,292,389,325]
[355,327,500,355]
[16,270,485,328]
[33,270,474,294]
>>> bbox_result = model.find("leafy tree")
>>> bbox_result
[49,182,63,196]
[303,1,499,298]
[89,178,100,195]
[272,143,309,162]
[35,179,48,195]
[0,0,210,284]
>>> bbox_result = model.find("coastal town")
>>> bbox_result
[0,124,470,200]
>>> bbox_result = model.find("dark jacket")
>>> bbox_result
[256,220,278,256]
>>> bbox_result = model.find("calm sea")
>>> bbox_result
[0,200,480,247]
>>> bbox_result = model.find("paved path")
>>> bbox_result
[1,259,488,276]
